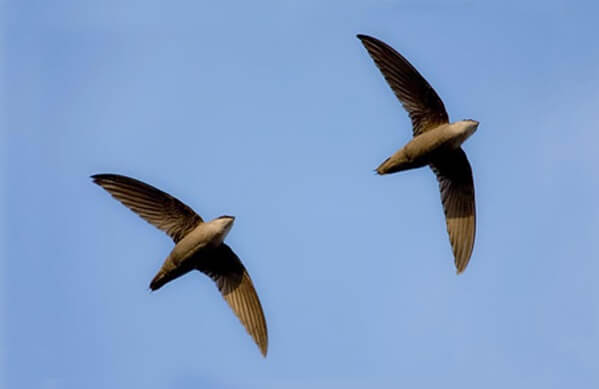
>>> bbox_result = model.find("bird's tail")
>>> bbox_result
[375,155,411,175]
[376,149,427,175]
[375,157,394,175]
[149,255,194,291]
[149,269,168,291]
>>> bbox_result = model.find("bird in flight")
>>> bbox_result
[91,174,268,356]
[357,34,478,274]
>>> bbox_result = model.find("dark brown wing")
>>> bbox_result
[429,149,476,273]
[357,34,449,136]
[91,174,203,243]
[196,244,268,357]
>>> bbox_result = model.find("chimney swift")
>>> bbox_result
[91,174,268,356]
[357,34,478,274]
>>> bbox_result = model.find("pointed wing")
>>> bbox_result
[357,34,449,136]
[197,244,268,357]
[91,174,203,243]
[429,149,476,273]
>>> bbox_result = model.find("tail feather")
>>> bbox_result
[376,149,428,175]
[149,270,167,291]
[376,157,392,175]
[149,256,195,291]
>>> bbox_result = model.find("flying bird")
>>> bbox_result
[91,174,268,356]
[357,34,478,273]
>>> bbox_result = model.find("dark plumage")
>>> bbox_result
[92,174,268,356]
[358,34,478,273]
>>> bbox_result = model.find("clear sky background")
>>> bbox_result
[3,1,599,388]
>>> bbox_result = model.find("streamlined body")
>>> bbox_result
[92,174,268,356]
[358,34,478,273]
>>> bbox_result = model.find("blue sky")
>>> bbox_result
[3,1,599,388]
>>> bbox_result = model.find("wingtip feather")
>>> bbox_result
[356,33,374,42]
[91,173,119,185]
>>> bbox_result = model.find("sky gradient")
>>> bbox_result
[3,1,599,388]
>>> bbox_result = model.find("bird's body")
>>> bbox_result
[91,174,268,356]
[376,120,478,175]
[358,34,478,273]
[150,216,235,290]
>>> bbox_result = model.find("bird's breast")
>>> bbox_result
[170,222,225,263]
[404,125,456,161]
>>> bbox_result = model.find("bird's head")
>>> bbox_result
[463,119,479,136]
[450,119,479,147]
[215,215,236,237]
